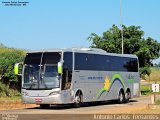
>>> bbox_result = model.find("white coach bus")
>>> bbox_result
[14,48,140,108]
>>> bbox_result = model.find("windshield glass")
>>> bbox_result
[23,52,61,90]
[23,64,39,89]
[41,65,59,88]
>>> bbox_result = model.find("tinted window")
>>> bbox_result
[62,52,73,90]
[42,52,61,64]
[75,53,138,72]
[24,53,42,64]
[63,52,73,71]
[75,53,88,70]
[124,58,138,72]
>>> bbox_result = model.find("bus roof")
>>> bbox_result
[28,47,138,58]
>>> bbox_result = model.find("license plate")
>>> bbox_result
[35,98,42,103]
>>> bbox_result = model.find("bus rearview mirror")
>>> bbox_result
[14,63,23,76]
[58,62,63,74]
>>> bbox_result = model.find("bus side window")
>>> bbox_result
[62,52,73,90]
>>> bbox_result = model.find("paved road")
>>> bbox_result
[0,96,151,120]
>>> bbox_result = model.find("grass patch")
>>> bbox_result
[140,85,152,95]
[145,67,160,82]
[0,82,21,97]
[0,95,21,101]
[155,99,160,105]
[140,85,160,95]
[0,83,21,102]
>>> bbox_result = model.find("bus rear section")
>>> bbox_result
[71,51,140,104]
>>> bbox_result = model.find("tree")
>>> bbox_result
[88,24,160,67]
[0,44,26,95]
[139,67,151,80]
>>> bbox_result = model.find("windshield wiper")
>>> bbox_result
[28,80,37,89]
[40,75,48,89]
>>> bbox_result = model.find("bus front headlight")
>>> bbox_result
[49,91,60,96]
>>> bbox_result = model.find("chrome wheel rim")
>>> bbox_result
[75,95,81,103]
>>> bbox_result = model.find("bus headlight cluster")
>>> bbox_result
[49,91,60,96]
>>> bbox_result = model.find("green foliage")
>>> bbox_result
[0,81,20,97]
[0,95,21,101]
[0,82,10,97]
[0,43,26,96]
[0,44,25,82]
[155,99,160,105]
[140,85,151,95]
[88,25,160,67]
[139,67,151,80]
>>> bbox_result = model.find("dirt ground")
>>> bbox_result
[130,103,160,114]
[0,100,37,110]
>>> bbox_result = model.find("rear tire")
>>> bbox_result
[124,91,131,103]
[118,91,125,104]
[40,104,50,109]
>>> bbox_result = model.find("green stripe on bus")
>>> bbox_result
[96,73,127,99]
[128,79,134,83]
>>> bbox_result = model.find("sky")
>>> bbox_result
[0,0,160,62]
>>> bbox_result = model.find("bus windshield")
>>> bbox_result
[23,52,61,90]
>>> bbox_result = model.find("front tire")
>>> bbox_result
[74,93,82,108]
[40,104,50,109]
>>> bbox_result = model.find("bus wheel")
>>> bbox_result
[125,91,131,103]
[74,92,82,108]
[40,104,50,109]
[118,90,125,104]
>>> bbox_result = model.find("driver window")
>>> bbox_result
[62,52,73,90]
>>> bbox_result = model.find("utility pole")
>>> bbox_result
[120,0,124,54]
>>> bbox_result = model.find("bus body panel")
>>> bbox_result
[71,71,140,102]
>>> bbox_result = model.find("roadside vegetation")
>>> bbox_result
[145,67,160,82]
[140,67,160,95]
[0,43,25,98]
[155,99,160,105]
[140,85,151,95]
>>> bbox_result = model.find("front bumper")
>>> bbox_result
[22,94,63,104]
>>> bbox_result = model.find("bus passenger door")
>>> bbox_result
[61,52,73,103]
